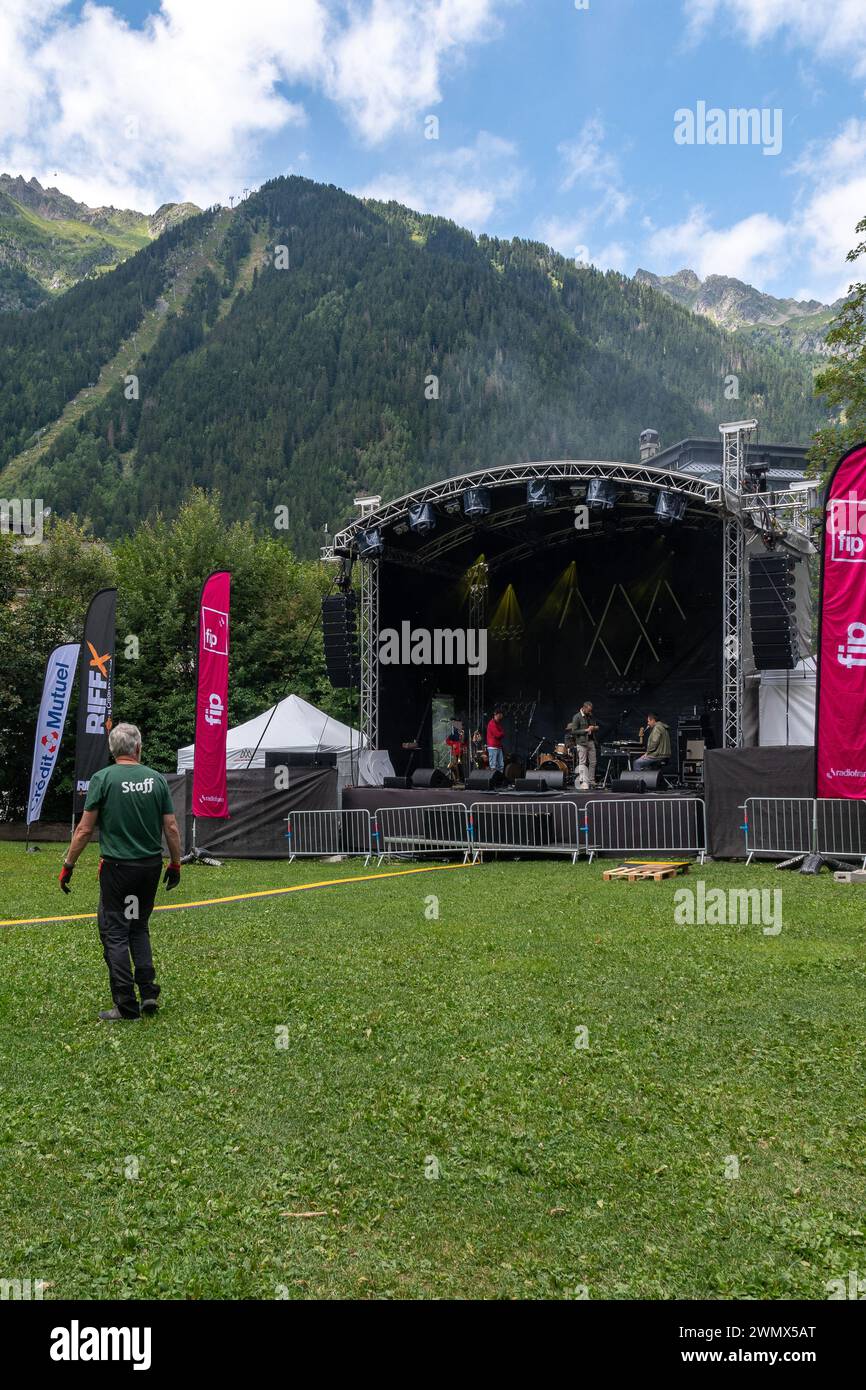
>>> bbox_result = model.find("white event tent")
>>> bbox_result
[176,693,375,786]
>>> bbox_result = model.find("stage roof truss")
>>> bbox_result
[328,459,723,555]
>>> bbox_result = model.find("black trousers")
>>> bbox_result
[97,856,163,1018]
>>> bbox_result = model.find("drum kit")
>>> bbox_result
[537,742,574,778]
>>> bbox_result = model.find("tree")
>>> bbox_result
[810,215,866,478]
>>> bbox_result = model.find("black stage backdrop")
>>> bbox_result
[167,767,337,857]
[704,745,815,858]
[377,522,722,772]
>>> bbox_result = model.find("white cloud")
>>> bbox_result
[356,132,522,229]
[326,0,503,145]
[645,207,790,284]
[643,113,866,303]
[683,0,866,78]
[556,115,631,224]
[536,216,591,258]
[0,0,507,210]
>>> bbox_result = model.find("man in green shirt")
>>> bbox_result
[634,713,672,771]
[60,722,182,1021]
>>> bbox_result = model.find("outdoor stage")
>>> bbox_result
[323,428,814,780]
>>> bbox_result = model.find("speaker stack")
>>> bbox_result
[611,770,663,793]
[748,553,800,671]
[411,768,450,789]
[515,773,552,793]
[466,768,505,791]
[322,591,360,688]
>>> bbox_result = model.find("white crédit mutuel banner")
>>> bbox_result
[27,642,80,825]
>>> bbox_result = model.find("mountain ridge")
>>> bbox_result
[0,173,201,309]
[0,176,827,554]
[634,266,845,354]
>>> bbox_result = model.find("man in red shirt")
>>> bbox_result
[486,709,506,773]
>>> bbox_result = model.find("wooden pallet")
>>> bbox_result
[602,860,691,882]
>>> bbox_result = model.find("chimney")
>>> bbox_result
[639,429,660,462]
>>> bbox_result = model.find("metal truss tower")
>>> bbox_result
[720,419,757,749]
[359,557,380,750]
[467,557,489,743]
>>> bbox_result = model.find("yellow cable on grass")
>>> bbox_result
[0,862,474,929]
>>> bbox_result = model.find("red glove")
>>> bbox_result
[59,862,74,894]
[163,862,181,891]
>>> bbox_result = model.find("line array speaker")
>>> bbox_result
[748,553,801,671]
[322,591,360,688]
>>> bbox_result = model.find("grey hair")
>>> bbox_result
[109,723,142,759]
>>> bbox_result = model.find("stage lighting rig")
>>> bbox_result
[586,478,619,511]
[408,501,436,534]
[356,527,384,558]
[654,490,687,525]
[463,487,492,519]
[526,480,555,510]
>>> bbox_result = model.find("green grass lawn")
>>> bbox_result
[0,843,864,1300]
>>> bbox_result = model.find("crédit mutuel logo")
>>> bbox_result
[378,623,487,676]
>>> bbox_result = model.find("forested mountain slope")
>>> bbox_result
[1,177,825,555]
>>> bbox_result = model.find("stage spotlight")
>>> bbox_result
[356,527,384,557]
[586,478,619,511]
[463,487,492,519]
[654,490,687,525]
[408,501,436,534]
[526,479,555,510]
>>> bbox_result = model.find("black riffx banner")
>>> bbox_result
[73,588,117,814]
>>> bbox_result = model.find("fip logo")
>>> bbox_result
[202,606,228,655]
[829,492,866,563]
[836,621,866,670]
[204,692,224,727]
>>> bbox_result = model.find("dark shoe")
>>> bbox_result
[98,1008,140,1022]
[140,998,159,1016]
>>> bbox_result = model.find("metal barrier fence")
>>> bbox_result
[742,797,866,865]
[816,799,866,866]
[470,800,580,862]
[742,797,814,863]
[374,804,471,862]
[285,809,372,863]
[583,798,706,863]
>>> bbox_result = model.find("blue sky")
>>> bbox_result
[3,0,865,301]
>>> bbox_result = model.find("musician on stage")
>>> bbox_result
[634,713,671,771]
[486,708,506,774]
[570,700,599,790]
[445,720,466,782]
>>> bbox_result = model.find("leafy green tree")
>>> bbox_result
[810,215,866,478]
[112,490,353,776]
